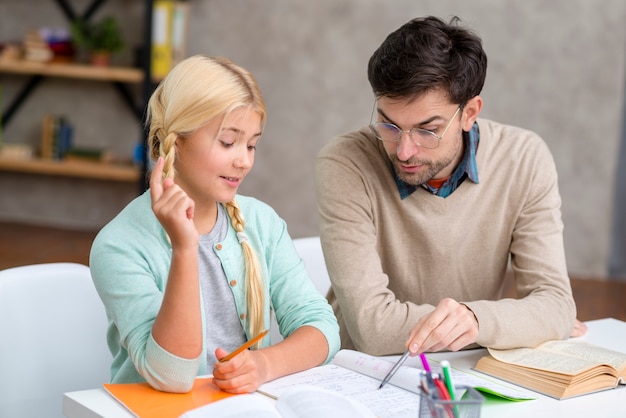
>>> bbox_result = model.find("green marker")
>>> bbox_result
[441,360,459,418]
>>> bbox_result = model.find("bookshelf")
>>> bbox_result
[0,157,140,182]
[0,61,144,83]
[0,0,154,190]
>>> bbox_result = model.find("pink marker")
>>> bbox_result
[420,352,431,372]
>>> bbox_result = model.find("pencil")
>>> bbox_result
[219,329,268,362]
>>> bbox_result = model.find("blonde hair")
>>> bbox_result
[146,55,267,347]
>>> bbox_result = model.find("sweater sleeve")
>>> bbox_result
[464,128,576,348]
[267,222,341,363]
[89,197,202,392]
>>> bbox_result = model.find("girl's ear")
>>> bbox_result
[461,95,483,131]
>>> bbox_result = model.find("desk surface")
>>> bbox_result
[64,318,626,418]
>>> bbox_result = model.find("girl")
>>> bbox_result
[90,55,339,394]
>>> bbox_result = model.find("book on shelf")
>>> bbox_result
[40,114,73,160]
[64,147,114,163]
[474,339,626,399]
[41,115,118,164]
[171,1,190,67]
[151,0,190,80]
[103,349,532,418]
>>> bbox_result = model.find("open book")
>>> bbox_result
[474,340,626,399]
[181,386,377,418]
[254,349,531,418]
[104,349,531,417]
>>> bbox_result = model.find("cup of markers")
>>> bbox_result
[417,360,484,418]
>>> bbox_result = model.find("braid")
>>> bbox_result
[224,199,265,348]
[160,132,177,179]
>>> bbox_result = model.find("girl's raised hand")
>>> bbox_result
[149,157,198,249]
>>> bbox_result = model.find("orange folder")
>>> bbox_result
[104,377,240,417]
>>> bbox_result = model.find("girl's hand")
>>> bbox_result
[212,347,270,394]
[149,157,198,249]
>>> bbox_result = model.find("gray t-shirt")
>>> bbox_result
[198,203,246,365]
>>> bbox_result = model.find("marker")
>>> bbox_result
[440,360,456,400]
[441,360,459,418]
[420,353,431,372]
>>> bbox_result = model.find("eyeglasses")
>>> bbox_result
[370,105,461,150]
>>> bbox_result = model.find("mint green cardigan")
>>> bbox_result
[90,191,339,392]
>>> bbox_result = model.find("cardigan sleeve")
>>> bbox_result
[89,195,202,393]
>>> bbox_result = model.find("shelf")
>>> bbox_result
[0,157,141,182]
[0,60,144,83]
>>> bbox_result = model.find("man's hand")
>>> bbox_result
[406,298,479,354]
[570,319,588,338]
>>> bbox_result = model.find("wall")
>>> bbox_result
[0,0,624,277]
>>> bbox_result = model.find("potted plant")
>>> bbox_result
[70,16,124,66]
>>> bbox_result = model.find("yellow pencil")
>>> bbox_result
[219,329,268,362]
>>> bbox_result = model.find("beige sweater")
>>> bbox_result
[315,118,576,356]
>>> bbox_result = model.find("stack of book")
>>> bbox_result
[40,114,74,160]
[23,29,53,62]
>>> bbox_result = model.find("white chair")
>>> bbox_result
[270,236,332,343]
[0,262,112,418]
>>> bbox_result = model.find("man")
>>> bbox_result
[315,16,583,357]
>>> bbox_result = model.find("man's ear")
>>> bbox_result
[461,95,483,131]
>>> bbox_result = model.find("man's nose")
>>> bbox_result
[396,131,421,161]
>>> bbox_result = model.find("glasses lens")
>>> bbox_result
[412,129,439,149]
[373,123,400,142]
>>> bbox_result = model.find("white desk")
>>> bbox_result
[64,318,626,418]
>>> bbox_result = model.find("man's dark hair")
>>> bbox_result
[367,16,487,105]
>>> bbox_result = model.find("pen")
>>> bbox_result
[378,350,410,389]
[219,329,268,362]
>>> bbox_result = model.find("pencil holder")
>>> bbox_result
[418,385,484,418]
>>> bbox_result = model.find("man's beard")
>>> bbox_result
[389,130,463,186]
[390,156,449,186]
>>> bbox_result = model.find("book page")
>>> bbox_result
[487,341,626,376]
[334,349,533,401]
[275,386,377,418]
[259,362,419,418]
[180,394,279,418]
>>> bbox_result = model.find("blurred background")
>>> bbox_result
[0,0,625,279]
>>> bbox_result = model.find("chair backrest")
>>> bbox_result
[292,236,331,296]
[0,262,112,418]
[270,236,331,343]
